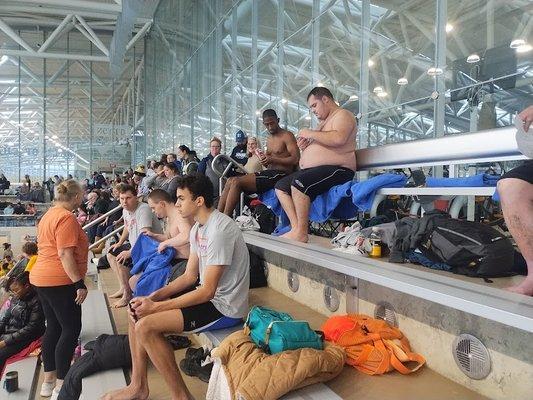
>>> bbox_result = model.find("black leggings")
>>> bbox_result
[34,285,82,379]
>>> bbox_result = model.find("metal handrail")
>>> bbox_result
[88,224,124,250]
[212,154,248,177]
[82,204,123,231]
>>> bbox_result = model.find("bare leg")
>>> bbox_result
[498,178,533,295]
[129,273,141,292]
[281,187,310,243]
[113,262,133,308]
[275,189,298,231]
[135,310,193,400]
[223,174,258,216]
[101,319,150,400]
[217,177,233,213]
[107,253,124,299]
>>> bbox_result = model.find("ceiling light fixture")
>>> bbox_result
[397,77,408,85]
[281,98,288,104]
[349,95,358,101]
[445,23,454,33]
[516,44,532,53]
[377,91,388,98]
[373,86,384,93]
[368,59,375,68]
[510,39,525,49]
[427,67,444,76]
[467,54,480,63]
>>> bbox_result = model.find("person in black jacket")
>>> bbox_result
[0,272,45,371]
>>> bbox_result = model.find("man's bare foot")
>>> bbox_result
[112,296,131,308]
[100,384,148,400]
[109,289,124,299]
[281,230,309,243]
[506,276,533,296]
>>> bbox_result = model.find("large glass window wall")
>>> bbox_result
[144,0,532,163]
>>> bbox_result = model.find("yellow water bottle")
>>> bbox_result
[369,227,382,258]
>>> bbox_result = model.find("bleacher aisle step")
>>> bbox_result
[0,357,39,399]
[80,290,127,399]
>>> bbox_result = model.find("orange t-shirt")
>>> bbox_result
[30,206,88,287]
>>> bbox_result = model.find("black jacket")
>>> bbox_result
[0,292,45,346]
[59,334,131,400]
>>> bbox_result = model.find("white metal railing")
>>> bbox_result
[88,224,124,250]
[212,154,248,196]
[82,204,123,231]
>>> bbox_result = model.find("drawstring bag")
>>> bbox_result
[321,314,425,375]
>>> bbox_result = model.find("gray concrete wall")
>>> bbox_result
[250,245,533,400]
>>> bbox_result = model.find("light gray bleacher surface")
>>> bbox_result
[200,326,342,400]
[0,357,39,399]
[80,290,127,399]
[244,231,533,333]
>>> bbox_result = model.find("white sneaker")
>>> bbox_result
[40,381,56,397]
[50,388,61,400]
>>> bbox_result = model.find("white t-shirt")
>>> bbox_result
[190,210,250,318]
[123,202,162,246]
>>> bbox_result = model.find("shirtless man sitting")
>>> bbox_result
[126,189,194,290]
[218,109,300,216]
[275,87,357,243]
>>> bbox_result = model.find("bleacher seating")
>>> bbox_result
[197,287,488,399]
[79,290,127,399]
[0,357,39,400]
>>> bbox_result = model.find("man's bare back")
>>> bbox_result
[165,208,193,259]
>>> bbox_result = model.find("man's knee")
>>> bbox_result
[498,178,532,201]
[135,318,154,339]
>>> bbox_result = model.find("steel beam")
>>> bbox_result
[0,48,108,62]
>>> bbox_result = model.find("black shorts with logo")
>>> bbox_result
[108,243,132,268]
[501,161,533,184]
[254,170,287,194]
[274,165,355,200]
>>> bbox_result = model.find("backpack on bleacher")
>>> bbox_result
[321,314,425,375]
[252,203,276,234]
[419,218,515,278]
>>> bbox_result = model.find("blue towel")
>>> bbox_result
[262,173,407,234]
[131,234,176,297]
[351,173,407,211]
[426,173,500,187]
[426,173,500,201]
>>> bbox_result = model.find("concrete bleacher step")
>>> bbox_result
[80,290,127,399]
[199,287,488,400]
[0,357,39,399]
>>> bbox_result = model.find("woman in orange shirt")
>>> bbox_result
[30,180,88,398]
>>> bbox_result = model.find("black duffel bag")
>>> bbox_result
[419,218,515,278]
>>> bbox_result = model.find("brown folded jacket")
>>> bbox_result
[212,330,346,400]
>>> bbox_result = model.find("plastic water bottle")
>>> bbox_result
[369,227,382,258]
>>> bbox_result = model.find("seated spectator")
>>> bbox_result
[102,173,249,400]
[133,166,148,197]
[26,202,36,215]
[159,153,168,165]
[198,137,223,203]
[2,243,13,259]
[166,153,182,173]
[244,136,264,174]
[177,145,199,174]
[219,109,299,216]
[499,104,533,296]
[231,130,248,166]
[143,162,166,191]
[160,163,181,202]
[3,204,14,215]
[275,87,357,242]
[107,184,162,308]
[22,241,38,272]
[135,189,193,289]
[0,272,46,372]
[0,173,9,194]
[0,256,13,277]
[13,201,26,215]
